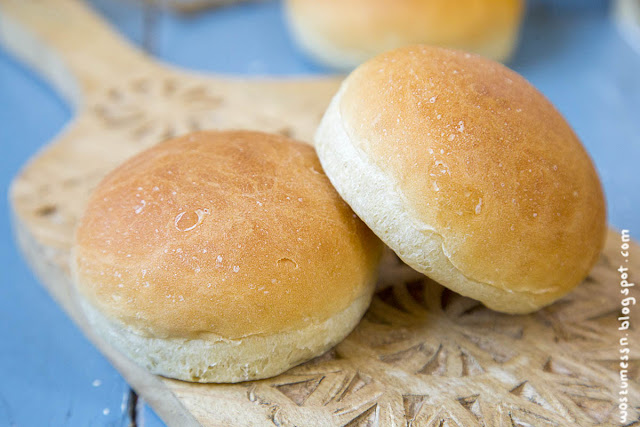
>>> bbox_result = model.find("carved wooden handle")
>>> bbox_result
[0,0,155,106]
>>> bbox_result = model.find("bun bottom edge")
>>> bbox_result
[78,290,373,383]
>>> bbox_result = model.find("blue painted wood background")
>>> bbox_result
[1,0,638,425]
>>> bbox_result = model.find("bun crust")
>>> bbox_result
[315,46,606,313]
[285,0,524,69]
[73,130,382,382]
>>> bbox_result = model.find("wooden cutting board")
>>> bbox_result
[3,0,639,425]
[156,0,250,12]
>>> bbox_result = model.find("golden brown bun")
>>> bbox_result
[72,130,382,382]
[314,46,606,314]
[285,0,524,69]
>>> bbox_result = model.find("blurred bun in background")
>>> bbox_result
[284,0,525,70]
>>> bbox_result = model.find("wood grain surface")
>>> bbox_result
[153,0,251,13]
[3,0,639,425]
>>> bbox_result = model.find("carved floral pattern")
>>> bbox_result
[246,253,639,426]
[92,77,223,144]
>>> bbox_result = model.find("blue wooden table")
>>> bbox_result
[1,0,638,425]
